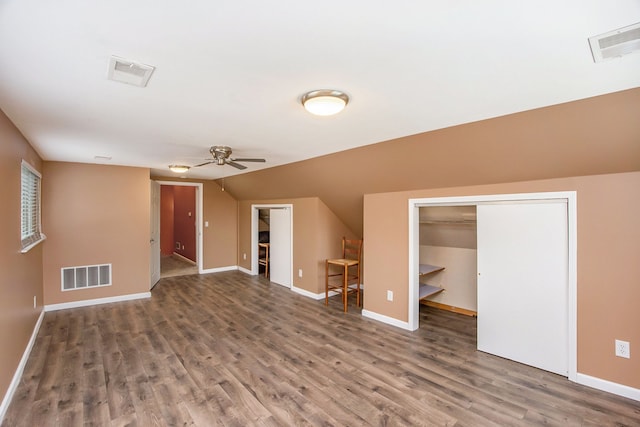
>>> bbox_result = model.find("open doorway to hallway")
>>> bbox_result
[154,181,203,279]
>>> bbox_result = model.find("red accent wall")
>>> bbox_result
[173,186,196,262]
[160,186,175,255]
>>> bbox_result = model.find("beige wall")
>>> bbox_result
[238,197,354,294]
[316,199,359,292]
[42,162,150,305]
[0,110,44,405]
[363,171,640,389]
[201,181,238,270]
[221,88,640,235]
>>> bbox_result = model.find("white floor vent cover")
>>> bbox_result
[107,56,155,87]
[589,22,640,62]
[62,264,112,291]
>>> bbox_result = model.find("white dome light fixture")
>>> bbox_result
[168,165,190,173]
[301,90,349,116]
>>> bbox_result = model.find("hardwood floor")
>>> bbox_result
[3,271,639,426]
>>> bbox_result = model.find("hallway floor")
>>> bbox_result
[160,254,198,278]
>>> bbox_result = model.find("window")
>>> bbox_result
[21,160,45,252]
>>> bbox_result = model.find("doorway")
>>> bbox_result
[251,204,293,288]
[408,191,577,380]
[153,180,203,277]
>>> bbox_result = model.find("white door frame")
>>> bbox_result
[408,191,577,381]
[155,180,204,274]
[251,204,293,281]
[150,180,161,288]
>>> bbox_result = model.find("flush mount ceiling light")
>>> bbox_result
[301,90,349,116]
[168,165,190,173]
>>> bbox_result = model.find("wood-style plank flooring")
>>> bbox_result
[3,271,639,426]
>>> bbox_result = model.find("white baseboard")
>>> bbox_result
[362,309,412,330]
[238,266,252,275]
[200,265,239,275]
[0,309,45,423]
[576,373,640,402]
[291,286,327,300]
[171,252,196,265]
[44,292,151,312]
[292,283,362,301]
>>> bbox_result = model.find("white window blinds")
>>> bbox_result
[21,160,45,252]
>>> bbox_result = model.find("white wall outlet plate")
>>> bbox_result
[615,340,630,358]
[387,290,393,301]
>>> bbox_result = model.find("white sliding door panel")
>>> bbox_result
[269,208,292,287]
[477,202,568,375]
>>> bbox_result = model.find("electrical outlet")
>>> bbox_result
[298,269,303,278]
[387,290,393,301]
[243,253,246,260]
[33,295,37,308]
[615,340,630,359]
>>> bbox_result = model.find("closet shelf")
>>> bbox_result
[419,284,444,299]
[419,219,476,225]
[419,264,445,300]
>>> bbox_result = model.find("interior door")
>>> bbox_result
[477,201,568,375]
[269,208,292,287]
[150,180,161,288]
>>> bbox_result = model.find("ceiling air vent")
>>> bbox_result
[589,22,640,62]
[107,56,155,87]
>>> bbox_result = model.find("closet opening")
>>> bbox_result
[418,205,477,317]
[408,192,577,380]
[251,204,293,288]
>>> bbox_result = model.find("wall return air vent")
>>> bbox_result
[589,22,640,62]
[61,263,112,291]
[107,56,155,87]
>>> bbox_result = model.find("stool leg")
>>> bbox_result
[356,263,360,307]
[343,264,348,312]
[325,261,329,306]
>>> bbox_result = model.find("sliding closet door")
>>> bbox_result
[269,208,292,288]
[477,201,568,375]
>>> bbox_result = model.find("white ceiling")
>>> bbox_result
[1,1,639,180]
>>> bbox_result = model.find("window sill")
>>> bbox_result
[21,233,46,253]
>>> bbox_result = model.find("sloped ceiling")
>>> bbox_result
[0,1,639,182]
[220,89,640,234]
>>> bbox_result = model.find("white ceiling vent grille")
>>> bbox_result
[107,56,155,87]
[589,22,640,62]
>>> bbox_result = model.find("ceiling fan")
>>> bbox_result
[194,146,266,170]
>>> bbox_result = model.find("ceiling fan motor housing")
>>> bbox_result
[210,145,233,160]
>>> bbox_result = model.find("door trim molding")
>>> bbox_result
[251,204,293,283]
[408,191,577,382]
[155,181,204,274]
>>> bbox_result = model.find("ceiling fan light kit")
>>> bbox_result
[169,165,190,173]
[301,90,349,116]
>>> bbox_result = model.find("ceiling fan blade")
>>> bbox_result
[226,160,247,170]
[193,161,215,167]
[231,158,266,162]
